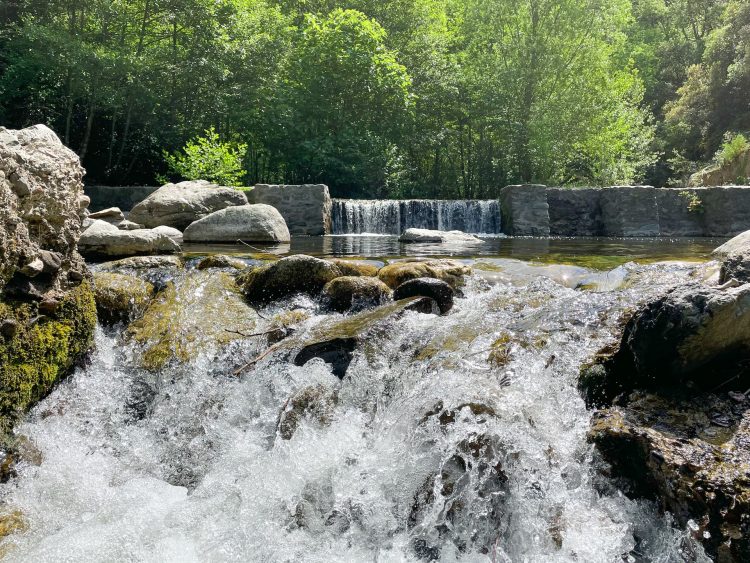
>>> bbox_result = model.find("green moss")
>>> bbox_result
[0,282,96,432]
[93,272,154,324]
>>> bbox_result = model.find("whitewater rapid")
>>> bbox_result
[0,262,711,562]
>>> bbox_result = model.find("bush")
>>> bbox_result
[715,132,749,166]
[162,127,247,186]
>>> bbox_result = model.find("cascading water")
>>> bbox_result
[331,200,502,235]
[0,260,711,562]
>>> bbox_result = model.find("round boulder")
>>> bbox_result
[128,180,248,230]
[93,272,154,324]
[321,276,391,313]
[183,204,290,243]
[328,259,379,277]
[393,277,454,314]
[78,220,181,258]
[196,254,248,270]
[378,259,471,289]
[238,255,341,303]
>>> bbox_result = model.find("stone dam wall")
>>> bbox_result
[85,183,750,238]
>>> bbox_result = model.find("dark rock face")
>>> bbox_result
[276,384,338,440]
[238,255,342,303]
[321,276,391,313]
[393,277,454,314]
[294,338,358,379]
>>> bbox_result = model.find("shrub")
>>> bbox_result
[162,127,247,186]
[679,190,704,214]
[715,132,749,167]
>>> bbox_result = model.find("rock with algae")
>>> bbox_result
[238,255,342,303]
[377,259,471,289]
[126,271,259,370]
[320,276,391,313]
[93,272,154,324]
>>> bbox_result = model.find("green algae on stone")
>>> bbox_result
[126,271,259,370]
[0,282,96,432]
[93,272,155,324]
[377,259,471,289]
[327,259,380,277]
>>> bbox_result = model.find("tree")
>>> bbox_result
[162,127,247,185]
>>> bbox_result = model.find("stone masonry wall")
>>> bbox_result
[249,184,332,236]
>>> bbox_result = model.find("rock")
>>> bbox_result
[126,271,260,370]
[393,277,454,314]
[93,272,154,324]
[196,254,248,270]
[277,384,338,440]
[238,255,341,303]
[88,206,125,224]
[579,283,750,407]
[294,297,437,378]
[0,125,95,431]
[713,231,750,260]
[183,204,290,243]
[128,180,248,230]
[377,259,472,289]
[78,220,181,258]
[499,184,550,236]
[689,147,750,187]
[152,225,183,245]
[589,392,750,561]
[117,220,143,231]
[398,228,483,244]
[720,251,750,285]
[249,184,332,236]
[99,255,184,271]
[321,276,391,313]
[327,259,379,277]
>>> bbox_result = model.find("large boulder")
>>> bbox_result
[183,204,290,243]
[126,271,260,370]
[238,255,341,303]
[128,180,248,230]
[0,125,96,431]
[377,259,472,289]
[327,259,379,277]
[93,272,154,324]
[580,283,750,406]
[393,277,454,314]
[714,232,750,284]
[78,220,180,258]
[321,276,391,313]
[398,228,482,244]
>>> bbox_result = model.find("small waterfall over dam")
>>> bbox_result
[331,199,502,235]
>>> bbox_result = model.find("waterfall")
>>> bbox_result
[331,199,502,235]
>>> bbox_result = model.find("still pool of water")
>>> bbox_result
[182,235,725,270]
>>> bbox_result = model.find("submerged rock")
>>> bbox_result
[128,180,248,230]
[183,204,290,243]
[589,392,750,561]
[196,254,248,271]
[399,228,483,244]
[238,255,341,303]
[393,277,454,314]
[78,220,181,258]
[378,259,471,289]
[98,255,184,271]
[93,272,154,324]
[277,384,338,440]
[321,276,391,313]
[126,271,259,370]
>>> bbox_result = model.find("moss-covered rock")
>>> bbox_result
[93,272,154,324]
[327,259,379,277]
[126,271,259,370]
[0,282,96,432]
[377,259,471,289]
[321,276,391,313]
[238,255,342,303]
[196,254,248,271]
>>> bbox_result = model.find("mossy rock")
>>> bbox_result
[126,271,259,370]
[377,259,471,289]
[93,272,154,324]
[238,255,342,303]
[0,282,96,432]
[98,255,184,271]
[321,276,391,313]
[327,259,379,277]
[196,255,248,271]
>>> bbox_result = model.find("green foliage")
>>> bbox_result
[715,132,749,166]
[678,190,704,214]
[162,127,247,186]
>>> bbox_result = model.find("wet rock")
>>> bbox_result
[0,435,43,482]
[196,254,248,271]
[321,276,391,313]
[78,220,181,258]
[126,271,259,370]
[238,255,341,303]
[0,509,27,538]
[579,283,750,407]
[589,392,750,561]
[277,384,338,440]
[128,180,248,230]
[399,228,483,244]
[294,297,435,378]
[393,277,454,314]
[377,259,471,290]
[183,204,290,243]
[99,255,184,271]
[327,259,379,277]
[93,272,155,324]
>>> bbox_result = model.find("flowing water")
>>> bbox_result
[331,200,502,235]
[0,247,718,562]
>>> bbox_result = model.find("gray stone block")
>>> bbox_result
[500,184,550,236]
[250,184,332,236]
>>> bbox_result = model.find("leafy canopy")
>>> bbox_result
[162,128,247,186]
